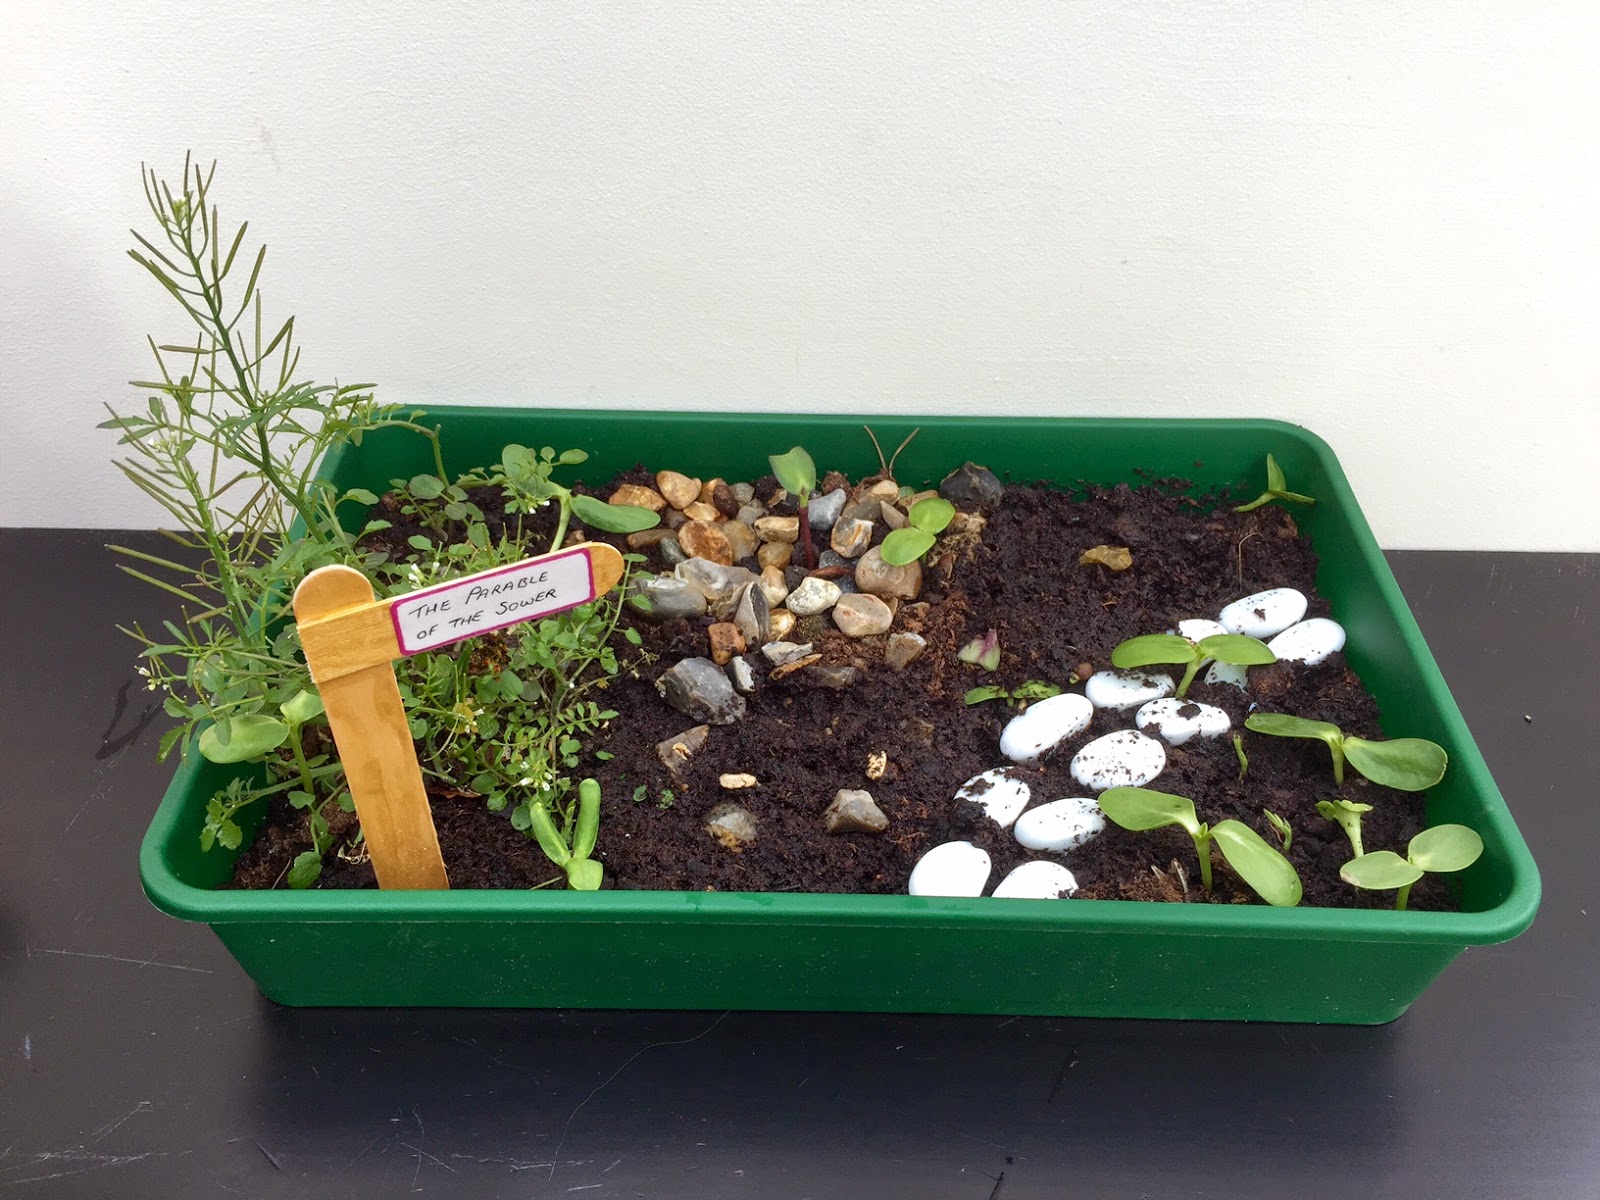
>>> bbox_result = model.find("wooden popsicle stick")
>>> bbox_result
[294,566,449,890]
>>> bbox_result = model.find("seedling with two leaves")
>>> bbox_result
[1111,631,1277,699]
[769,446,821,569]
[1341,824,1483,910]
[963,680,1061,708]
[1316,798,1373,858]
[1243,713,1448,790]
[1097,787,1303,907]
[1233,453,1316,513]
[528,776,605,890]
[880,497,956,566]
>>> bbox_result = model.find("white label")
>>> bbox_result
[390,546,599,655]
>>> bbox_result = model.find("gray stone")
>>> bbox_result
[735,503,766,526]
[842,499,880,523]
[656,657,747,725]
[761,640,815,666]
[854,545,923,600]
[732,582,771,645]
[822,789,889,834]
[830,517,875,559]
[832,592,893,637]
[705,803,758,851]
[803,664,860,689]
[787,575,842,616]
[732,482,756,505]
[659,535,688,566]
[630,575,708,621]
[879,501,908,530]
[808,488,847,530]
[817,549,848,569]
[939,462,1004,507]
[656,724,710,777]
[727,655,757,694]
[884,631,927,671]
[674,558,758,618]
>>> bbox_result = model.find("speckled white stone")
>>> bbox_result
[955,768,1032,829]
[1219,588,1308,639]
[1135,698,1232,746]
[1012,797,1105,852]
[1267,617,1347,666]
[1070,730,1168,790]
[908,840,992,897]
[1205,660,1249,691]
[1175,618,1229,643]
[992,860,1079,899]
[1084,670,1175,712]
[999,692,1094,763]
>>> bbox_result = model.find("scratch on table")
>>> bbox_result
[93,1101,152,1142]
[36,948,212,974]
[0,1149,165,1186]
[21,1036,29,1062]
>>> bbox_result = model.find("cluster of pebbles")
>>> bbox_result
[908,586,1348,900]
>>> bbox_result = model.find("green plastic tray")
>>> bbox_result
[139,408,1540,1022]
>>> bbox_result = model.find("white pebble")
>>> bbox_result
[955,768,1032,828]
[992,861,1079,900]
[1175,618,1228,642]
[1135,698,1231,746]
[1070,730,1167,790]
[999,693,1094,763]
[1268,617,1347,666]
[1219,588,1308,639]
[1013,797,1105,852]
[908,840,992,897]
[1205,660,1249,691]
[1084,670,1175,712]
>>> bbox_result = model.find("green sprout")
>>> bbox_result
[1340,824,1484,910]
[1264,809,1292,854]
[476,444,660,551]
[1097,787,1302,906]
[963,680,1061,708]
[958,629,1002,671]
[1315,798,1373,858]
[1232,732,1249,781]
[1110,632,1276,699]
[1233,453,1316,513]
[768,445,819,569]
[1243,713,1448,790]
[880,497,956,566]
[528,776,604,890]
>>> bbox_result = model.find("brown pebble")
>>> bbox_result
[627,528,676,549]
[611,483,667,512]
[684,501,723,523]
[769,653,822,680]
[678,520,733,565]
[656,470,702,510]
[708,622,746,665]
[758,542,793,570]
[711,480,740,518]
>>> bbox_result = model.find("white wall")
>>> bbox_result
[3,1,1597,549]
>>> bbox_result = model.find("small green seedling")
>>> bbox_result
[529,776,604,890]
[958,629,1002,671]
[1110,631,1276,699]
[963,680,1061,708]
[1264,809,1292,854]
[769,445,820,569]
[1232,732,1249,781]
[1340,824,1484,910]
[1243,713,1448,791]
[1233,453,1316,513]
[1097,787,1302,907]
[1315,798,1373,858]
[880,497,956,566]
[465,443,662,551]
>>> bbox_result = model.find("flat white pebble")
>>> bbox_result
[1135,698,1231,746]
[1175,618,1229,642]
[1013,797,1105,852]
[1084,670,1175,712]
[999,693,1094,763]
[1070,730,1168,790]
[992,861,1079,900]
[1219,588,1308,638]
[955,768,1032,828]
[1267,617,1347,666]
[908,841,992,897]
[1205,660,1249,690]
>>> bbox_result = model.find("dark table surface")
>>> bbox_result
[1,529,1595,1199]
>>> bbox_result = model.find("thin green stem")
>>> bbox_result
[549,492,573,555]
[287,722,316,796]
[1176,658,1202,698]
[1396,882,1412,911]
[1193,832,1214,891]
[1330,739,1347,786]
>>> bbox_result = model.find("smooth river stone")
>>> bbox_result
[908,840,992,897]
[1267,617,1347,666]
[1012,797,1105,852]
[955,768,1032,829]
[1070,730,1167,791]
[999,692,1094,763]
[1219,587,1308,639]
[1135,698,1231,746]
[1084,669,1175,712]
[991,860,1079,900]
[1175,618,1228,643]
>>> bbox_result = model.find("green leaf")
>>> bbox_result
[570,493,661,534]
[907,496,955,534]
[879,527,935,566]
[280,689,324,726]
[1407,824,1484,873]
[558,448,589,465]
[1266,453,1287,494]
[1011,680,1062,702]
[288,790,314,810]
[564,857,603,891]
[408,474,446,500]
[198,715,289,764]
[1211,819,1302,906]
[500,669,525,700]
[216,818,242,851]
[361,519,393,535]
[1195,633,1277,666]
[1340,850,1424,891]
[287,849,323,889]
[1096,787,1202,838]
[767,446,817,497]
[407,534,433,551]
[1111,634,1195,670]
[1244,712,1343,743]
[344,487,380,506]
[1343,736,1448,792]
[623,626,643,646]
[574,778,601,860]
[528,803,571,867]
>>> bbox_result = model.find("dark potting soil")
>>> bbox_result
[228,473,1453,910]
